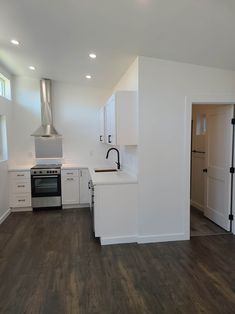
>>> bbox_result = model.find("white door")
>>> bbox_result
[204,105,234,231]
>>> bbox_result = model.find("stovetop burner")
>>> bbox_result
[31,164,62,169]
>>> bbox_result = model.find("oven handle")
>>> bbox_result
[32,175,59,178]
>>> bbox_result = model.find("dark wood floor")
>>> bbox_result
[0,209,235,314]
[190,206,229,237]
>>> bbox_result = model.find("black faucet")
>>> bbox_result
[106,148,120,170]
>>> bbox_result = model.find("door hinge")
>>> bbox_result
[230,167,235,174]
[229,214,234,221]
[231,118,235,125]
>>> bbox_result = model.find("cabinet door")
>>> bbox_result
[62,176,79,205]
[105,96,116,145]
[79,169,90,204]
[99,107,105,143]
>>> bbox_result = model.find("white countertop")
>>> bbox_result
[89,168,137,185]
[61,164,88,169]
[8,165,33,171]
[8,163,138,185]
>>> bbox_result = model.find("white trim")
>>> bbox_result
[100,235,138,245]
[184,94,235,239]
[190,200,204,212]
[138,233,188,244]
[11,207,32,212]
[0,208,11,224]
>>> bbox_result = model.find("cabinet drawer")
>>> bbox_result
[10,171,30,180]
[62,169,79,177]
[11,180,31,194]
[10,194,31,208]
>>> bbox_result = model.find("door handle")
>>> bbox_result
[203,168,208,173]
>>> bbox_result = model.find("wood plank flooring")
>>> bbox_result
[190,206,229,237]
[0,209,235,314]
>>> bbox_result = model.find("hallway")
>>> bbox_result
[190,206,229,237]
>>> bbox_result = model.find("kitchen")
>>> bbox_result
[1,1,235,312]
[7,73,139,245]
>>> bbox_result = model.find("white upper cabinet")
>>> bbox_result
[100,91,138,146]
[99,107,105,143]
[105,95,116,145]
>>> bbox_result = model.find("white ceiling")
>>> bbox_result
[1,0,235,89]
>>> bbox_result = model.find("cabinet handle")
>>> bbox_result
[100,135,103,142]
[66,178,74,181]
[66,172,73,175]
[18,199,26,202]
[203,168,208,173]
[88,181,91,189]
[17,185,25,188]
[17,174,24,177]
[108,135,112,143]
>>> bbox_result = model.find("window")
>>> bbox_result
[0,77,5,97]
[0,73,11,99]
[0,115,8,161]
[196,112,207,135]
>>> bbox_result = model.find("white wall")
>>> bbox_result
[112,58,139,175]
[138,56,235,241]
[0,96,12,221]
[0,63,12,222]
[11,77,111,166]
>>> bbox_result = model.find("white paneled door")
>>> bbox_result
[204,105,234,231]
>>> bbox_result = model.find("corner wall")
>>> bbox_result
[138,57,235,241]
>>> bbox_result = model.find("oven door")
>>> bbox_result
[31,175,61,197]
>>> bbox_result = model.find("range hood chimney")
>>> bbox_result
[31,79,61,137]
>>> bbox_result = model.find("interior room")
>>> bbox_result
[190,104,233,236]
[0,1,235,313]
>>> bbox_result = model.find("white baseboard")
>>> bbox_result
[62,204,90,209]
[190,200,204,212]
[100,233,189,245]
[137,233,188,244]
[11,207,32,212]
[0,208,11,224]
[100,235,138,245]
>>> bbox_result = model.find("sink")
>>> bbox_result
[94,168,117,173]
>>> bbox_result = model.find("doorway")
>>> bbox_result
[190,104,234,237]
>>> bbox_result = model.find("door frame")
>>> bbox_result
[184,95,235,238]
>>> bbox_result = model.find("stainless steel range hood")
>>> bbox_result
[31,79,61,137]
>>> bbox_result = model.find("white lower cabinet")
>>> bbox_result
[61,170,80,207]
[92,183,138,244]
[79,169,90,204]
[9,170,32,211]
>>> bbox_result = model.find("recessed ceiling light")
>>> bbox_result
[10,39,20,45]
[29,66,36,71]
[89,53,96,59]
[86,74,92,79]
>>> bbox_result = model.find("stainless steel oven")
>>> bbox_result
[31,164,62,210]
